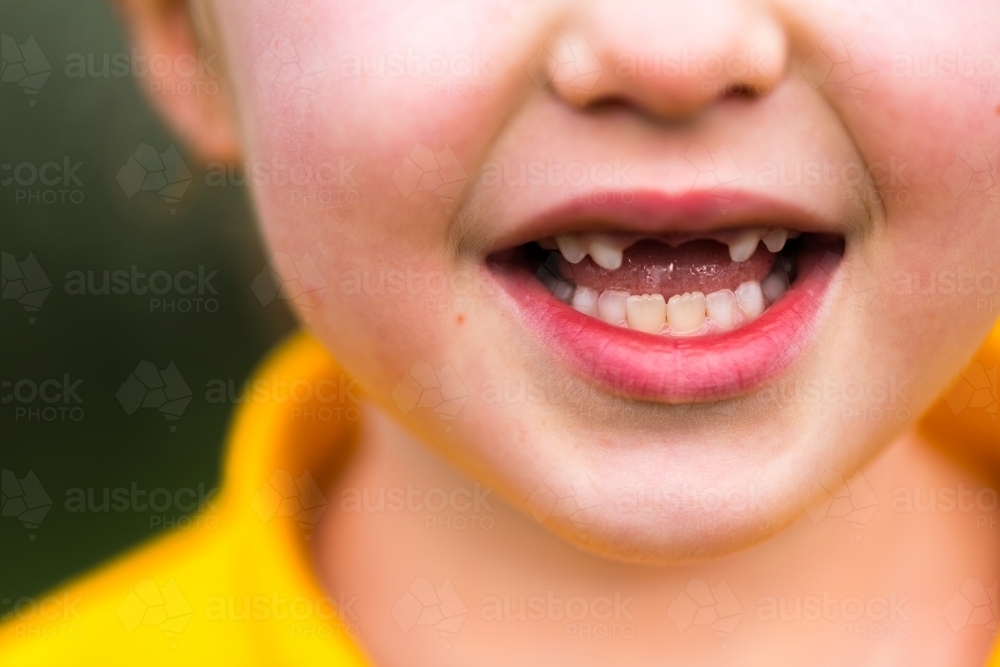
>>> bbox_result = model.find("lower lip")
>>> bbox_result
[487,246,840,403]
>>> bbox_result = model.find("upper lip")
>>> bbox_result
[485,187,844,253]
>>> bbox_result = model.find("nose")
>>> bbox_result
[543,0,790,119]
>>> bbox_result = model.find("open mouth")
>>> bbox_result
[485,192,846,402]
[528,227,815,335]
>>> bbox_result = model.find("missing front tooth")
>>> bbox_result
[519,232,827,336]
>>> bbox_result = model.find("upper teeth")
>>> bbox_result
[554,232,632,269]
[727,229,762,262]
[554,234,588,264]
[587,233,628,270]
[762,228,789,253]
[550,227,793,266]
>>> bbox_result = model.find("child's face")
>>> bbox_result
[211,0,999,560]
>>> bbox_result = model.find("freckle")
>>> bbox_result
[995,105,1000,116]
[457,314,465,325]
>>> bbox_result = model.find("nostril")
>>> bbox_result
[723,83,755,99]
[575,95,632,112]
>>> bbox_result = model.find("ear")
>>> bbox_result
[113,0,241,163]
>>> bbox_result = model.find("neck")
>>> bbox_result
[314,401,1000,667]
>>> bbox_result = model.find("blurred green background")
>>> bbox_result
[1,0,297,601]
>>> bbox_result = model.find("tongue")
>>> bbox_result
[556,239,775,298]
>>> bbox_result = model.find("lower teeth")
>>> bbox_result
[536,250,794,337]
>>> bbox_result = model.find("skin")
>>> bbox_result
[116,0,1000,663]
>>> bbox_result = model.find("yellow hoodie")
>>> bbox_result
[1,327,997,665]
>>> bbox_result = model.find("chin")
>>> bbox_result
[432,383,854,564]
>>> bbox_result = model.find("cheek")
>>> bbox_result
[215,1,543,385]
[797,2,1000,230]
[219,1,525,287]
[817,2,1000,356]
[223,0,521,223]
